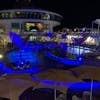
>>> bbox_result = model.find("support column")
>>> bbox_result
[92,22,94,32]
[98,24,99,34]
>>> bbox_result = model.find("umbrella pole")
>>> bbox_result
[90,79,93,100]
[54,87,56,100]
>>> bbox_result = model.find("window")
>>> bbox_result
[24,22,44,32]
[11,23,20,34]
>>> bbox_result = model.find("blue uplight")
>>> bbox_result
[33,45,44,51]
[42,80,55,86]
[73,38,85,45]
[6,50,41,65]
[77,56,83,61]
[67,82,100,98]
[5,66,42,74]
[61,33,67,39]
[9,32,24,48]
[31,76,70,87]
[47,32,53,38]
[0,61,4,69]
[70,82,100,90]
[21,61,24,64]
[0,61,5,75]
[21,42,44,52]
[45,51,82,66]
[59,43,67,50]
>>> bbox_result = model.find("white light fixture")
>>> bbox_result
[96,56,100,60]
[0,54,3,59]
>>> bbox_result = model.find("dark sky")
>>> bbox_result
[0,0,100,28]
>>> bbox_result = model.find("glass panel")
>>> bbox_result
[24,22,44,33]
[11,23,20,34]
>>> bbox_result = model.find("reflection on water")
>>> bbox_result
[66,46,93,55]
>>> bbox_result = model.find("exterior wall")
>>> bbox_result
[0,9,62,43]
[0,19,60,34]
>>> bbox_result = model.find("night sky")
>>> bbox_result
[0,0,100,28]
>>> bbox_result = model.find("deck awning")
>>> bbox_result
[93,19,100,25]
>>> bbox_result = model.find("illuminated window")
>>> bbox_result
[15,12,22,18]
[37,23,43,30]
[21,12,25,18]
[1,13,5,19]
[11,23,20,34]
[24,22,44,32]
[0,23,5,33]
[43,24,49,32]
[0,26,5,33]
[10,13,14,18]
[5,13,9,18]
[16,12,21,14]
[50,14,55,20]
[29,36,37,41]
[44,14,50,20]
[41,13,50,20]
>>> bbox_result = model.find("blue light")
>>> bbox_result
[0,61,4,69]
[30,76,40,82]
[74,38,85,45]
[21,43,44,52]
[5,48,45,74]
[70,82,100,91]
[48,44,56,49]
[6,50,41,65]
[9,32,24,48]
[47,32,53,38]
[17,65,20,68]
[77,56,83,61]
[33,45,44,51]
[42,80,69,87]
[0,61,5,75]
[45,51,82,66]
[5,66,42,74]
[59,43,67,50]
[21,44,31,51]
[21,61,24,64]
[61,33,67,39]
[42,80,55,86]
[67,82,100,98]
[31,76,71,87]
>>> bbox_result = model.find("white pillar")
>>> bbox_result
[92,22,94,31]
[90,79,93,100]
[98,24,99,34]
[54,88,56,100]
